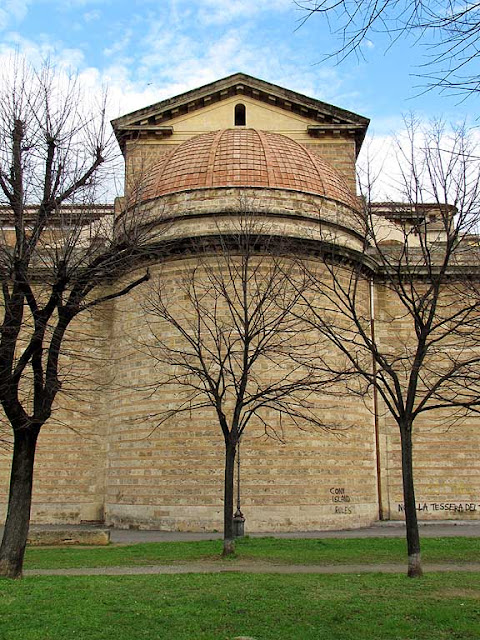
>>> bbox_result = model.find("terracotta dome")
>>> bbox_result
[139,129,357,209]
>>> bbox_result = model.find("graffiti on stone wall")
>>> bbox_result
[397,502,479,513]
[330,487,353,514]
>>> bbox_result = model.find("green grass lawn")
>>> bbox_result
[23,536,480,570]
[1,572,480,639]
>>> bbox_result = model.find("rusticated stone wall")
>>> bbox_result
[374,282,480,521]
[0,305,110,524]
[1,219,480,530]
[102,258,379,532]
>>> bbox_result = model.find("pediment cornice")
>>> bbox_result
[111,73,370,153]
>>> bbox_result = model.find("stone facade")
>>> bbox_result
[1,73,479,531]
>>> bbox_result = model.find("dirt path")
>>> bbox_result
[24,561,480,576]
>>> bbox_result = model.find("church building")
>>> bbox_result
[1,73,479,532]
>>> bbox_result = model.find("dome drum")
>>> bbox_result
[115,185,366,254]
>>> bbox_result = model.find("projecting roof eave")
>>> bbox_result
[111,72,370,155]
[0,204,113,225]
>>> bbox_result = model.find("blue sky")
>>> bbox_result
[1,0,478,199]
[1,0,477,130]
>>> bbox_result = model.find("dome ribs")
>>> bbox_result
[160,132,216,194]
[255,130,278,188]
[150,148,176,198]
[213,129,269,188]
[205,130,224,187]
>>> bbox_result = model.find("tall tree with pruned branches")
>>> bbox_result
[142,212,345,556]
[295,118,480,577]
[0,59,151,578]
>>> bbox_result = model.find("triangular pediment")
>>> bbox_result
[112,73,370,153]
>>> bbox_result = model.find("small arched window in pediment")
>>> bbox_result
[234,103,246,126]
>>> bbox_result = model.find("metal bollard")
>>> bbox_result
[233,509,245,538]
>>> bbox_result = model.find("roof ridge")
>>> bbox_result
[206,130,224,188]
[254,130,276,188]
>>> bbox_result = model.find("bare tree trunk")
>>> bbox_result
[0,427,39,578]
[400,425,422,578]
[222,442,236,556]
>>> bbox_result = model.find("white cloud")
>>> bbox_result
[0,0,347,120]
[194,0,292,25]
[0,0,31,30]
[0,32,85,70]
[0,8,350,127]
[103,28,132,57]
[357,119,480,202]
[56,0,108,7]
[357,134,398,200]
[129,12,348,109]
[83,9,101,22]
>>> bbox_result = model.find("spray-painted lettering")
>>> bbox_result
[330,487,351,503]
[397,502,480,513]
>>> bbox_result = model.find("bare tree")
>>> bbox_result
[0,59,151,578]
[297,0,480,95]
[297,119,480,577]
[142,213,343,556]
